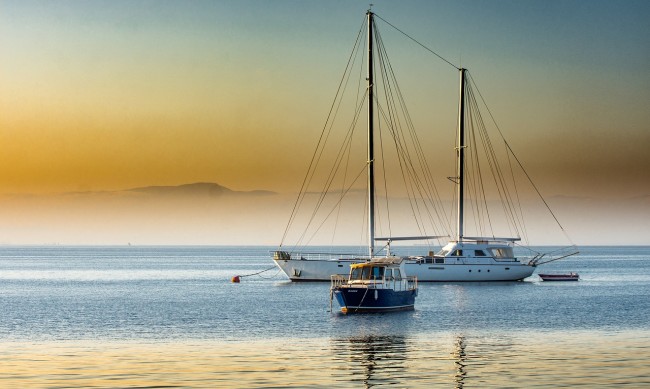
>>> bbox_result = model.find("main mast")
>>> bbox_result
[367,10,375,258]
[457,68,466,241]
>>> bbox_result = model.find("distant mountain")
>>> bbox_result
[126,182,276,197]
[128,182,233,196]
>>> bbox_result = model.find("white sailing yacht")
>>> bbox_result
[272,11,575,282]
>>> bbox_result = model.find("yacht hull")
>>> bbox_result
[274,258,535,282]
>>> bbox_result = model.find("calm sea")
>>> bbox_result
[1,245,649,388]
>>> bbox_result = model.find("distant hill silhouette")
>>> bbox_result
[126,182,275,197]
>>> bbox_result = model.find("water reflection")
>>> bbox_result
[452,335,467,388]
[330,335,408,387]
[2,331,649,387]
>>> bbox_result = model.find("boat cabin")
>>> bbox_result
[349,261,403,282]
[331,256,418,313]
[435,240,517,260]
[342,257,417,291]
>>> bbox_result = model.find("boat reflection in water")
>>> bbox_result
[330,335,408,387]
[329,333,472,387]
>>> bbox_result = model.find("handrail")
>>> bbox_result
[274,250,368,262]
[331,274,417,292]
[330,274,347,289]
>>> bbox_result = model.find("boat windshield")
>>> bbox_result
[351,266,384,280]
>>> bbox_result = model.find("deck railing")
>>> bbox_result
[274,250,367,262]
[330,274,348,289]
[331,275,417,291]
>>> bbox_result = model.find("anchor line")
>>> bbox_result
[354,283,373,313]
[329,288,334,313]
[238,266,278,278]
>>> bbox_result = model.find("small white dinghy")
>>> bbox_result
[539,272,579,281]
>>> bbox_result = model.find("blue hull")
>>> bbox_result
[333,287,417,313]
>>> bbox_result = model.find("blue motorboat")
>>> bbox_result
[330,257,418,314]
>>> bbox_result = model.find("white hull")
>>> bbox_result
[274,257,535,282]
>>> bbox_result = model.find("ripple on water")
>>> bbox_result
[1,331,649,388]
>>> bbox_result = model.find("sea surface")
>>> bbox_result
[1,245,649,388]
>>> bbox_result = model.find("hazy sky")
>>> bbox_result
[0,1,648,245]
[2,0,648,196]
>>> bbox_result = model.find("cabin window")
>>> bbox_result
[492,248,514,258]
[394,269,402,279]
[452,250,463,256]
[372,267,384,279]
[435,258,444,264]
[425,258,434,264]
[361,267,372,279]
[474,250,486,256]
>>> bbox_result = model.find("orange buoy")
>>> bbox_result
[231,275,240,283]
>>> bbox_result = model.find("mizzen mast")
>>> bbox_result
[456,68,466,241]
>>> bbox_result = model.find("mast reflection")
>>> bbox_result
[331,335,408,388]
[452,335,467,388]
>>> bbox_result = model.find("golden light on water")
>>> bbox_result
[2,331,649,388]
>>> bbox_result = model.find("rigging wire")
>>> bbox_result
[331,22,370,247]
[302,164,368,247]
[377,88,393,239]
[466,81,519,238]
[464,74,533,241]
[280,16,366,248]
[294,92,368,249]
[374,13,459,70]
[506,149,531,245]
[466,72,576,246]
[331,119,355,245]
[465,96,492,237]
[372,22,452,241]
[330,36,367,246]
[372,21,393,241]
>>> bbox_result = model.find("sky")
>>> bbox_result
[0,0,648,245]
